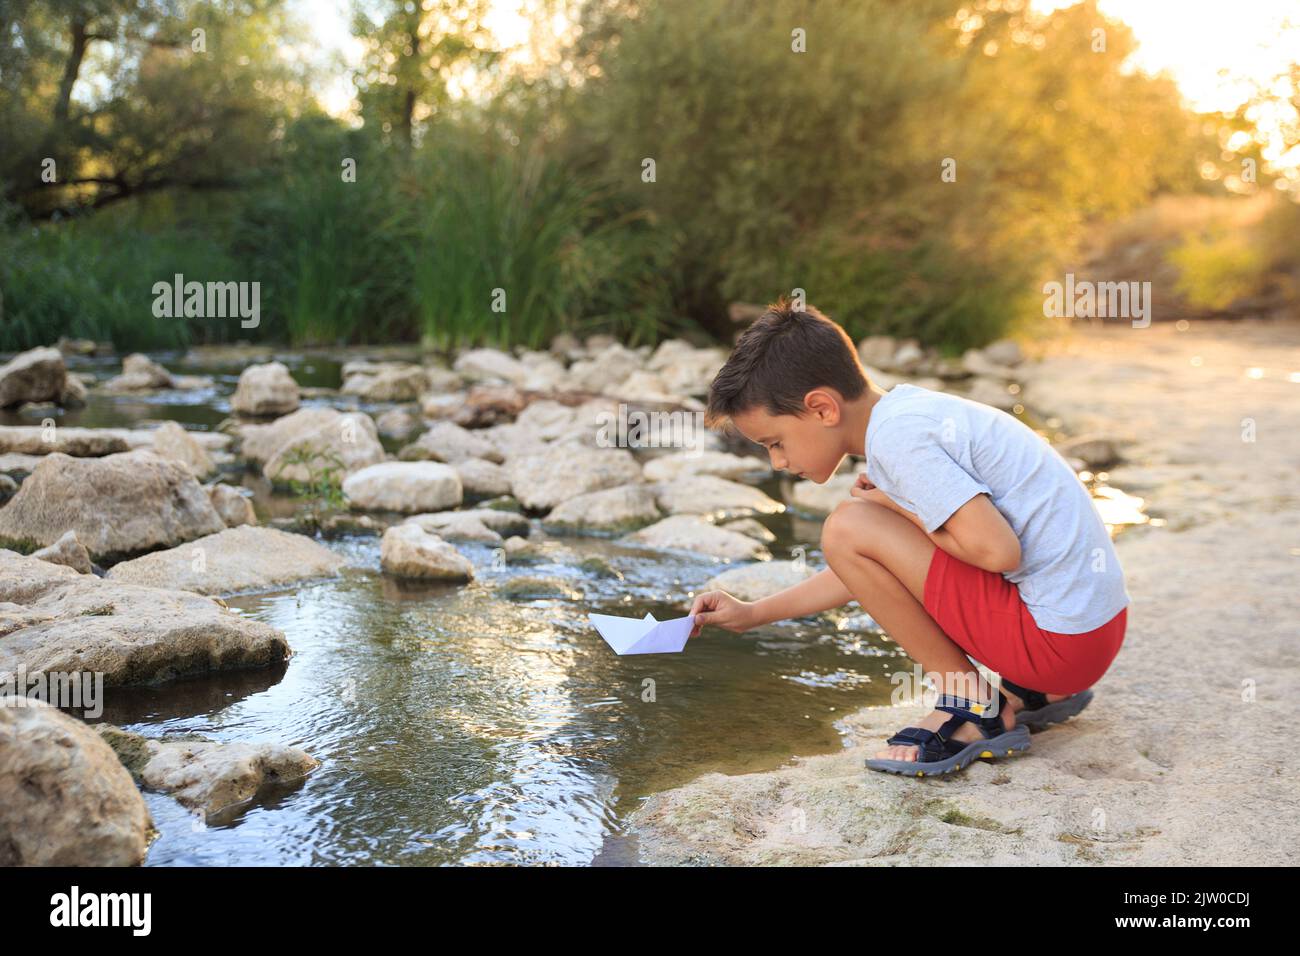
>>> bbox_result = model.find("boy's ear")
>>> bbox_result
[804,388,841,424]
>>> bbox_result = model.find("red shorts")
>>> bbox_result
[923,546,1127,696]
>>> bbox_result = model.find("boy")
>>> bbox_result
[688,298,1130,777]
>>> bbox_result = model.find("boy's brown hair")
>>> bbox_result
[704,297,869,429]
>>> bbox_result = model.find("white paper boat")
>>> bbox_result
[588,611,696,655]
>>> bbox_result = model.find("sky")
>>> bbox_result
[1031,0,1298,112]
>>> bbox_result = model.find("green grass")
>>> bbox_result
[0,216,243,352]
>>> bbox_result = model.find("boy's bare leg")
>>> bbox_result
[821,498,1024,761]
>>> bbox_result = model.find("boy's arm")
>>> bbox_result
[862,488,1019,573]
[692,568,852,636]
[748,566,854,627]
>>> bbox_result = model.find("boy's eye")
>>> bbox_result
[770,442,782,450]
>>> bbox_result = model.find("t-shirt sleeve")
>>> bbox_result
[870,415,992,533]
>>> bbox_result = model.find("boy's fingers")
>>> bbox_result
[691,591,718,615]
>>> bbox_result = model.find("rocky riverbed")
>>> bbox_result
[0,329,1152,865]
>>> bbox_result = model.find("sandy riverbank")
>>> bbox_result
[628,318,1300,866]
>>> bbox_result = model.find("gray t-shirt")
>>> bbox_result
[864,383,1130,633]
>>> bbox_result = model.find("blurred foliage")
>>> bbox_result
[1167,228,1269,311]
[0,0,1291,354]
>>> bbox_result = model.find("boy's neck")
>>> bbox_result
[845,383,887,458]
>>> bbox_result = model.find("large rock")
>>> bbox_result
[0,549,290,686]
[604,369,682,403]
[230,361,300,417]
[96,724,318,821]
[340,363,428,401]
[982,338,1025,367]
[566,343,642,393]
[402,512,501,544]
[0,425,129,457]
[0,347,67,409]
[0,700,153,866]
[857,335,898,369]
[151,421,215,479]
[58,373,88,408]
[423,364,463,393]
[543,484,661,534]
[107,526,344,596]
[645,340,726,397]
[31,530,93,574]
[379,524,474,580]
[405,507,530,540]
[0,450,224,561]
[479,421,552,461]
[406,420,503,464]
[237,407,338,465]
[256,410,386,486]
[506,445,643,512]
[375,405,421,440]
[643,450,770,483]
[654,475,784,519]
[101,353,178,391]
[453,347,529,386]
[447,384,529,428]
[705,560,819,602]
[208,483,257,527]
[516,351,569,390]
[627,515,771,561]
[787,472,857,515]
[452,458,511,497]
[343,461,463,513]
[721,517,777,544]
[515,399,582,439]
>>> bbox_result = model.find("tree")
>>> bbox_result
[352,0,499,146]
[0,0,312,218]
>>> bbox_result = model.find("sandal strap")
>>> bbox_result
[883,726,964,763]
[999,677,1049,711]
[934,689,1009,738]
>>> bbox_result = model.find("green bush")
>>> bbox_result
[1167,228,1270,310]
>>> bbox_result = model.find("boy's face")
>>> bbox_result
[731,391,847,484]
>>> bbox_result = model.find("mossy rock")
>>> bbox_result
[577,555,623,579]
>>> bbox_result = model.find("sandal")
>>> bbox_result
[864,688,1031,777]
[999,677,1093,732]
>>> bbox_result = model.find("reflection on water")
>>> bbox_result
[11,352,1148,865]
[95,530,905,866]
[1087,482,1154,531]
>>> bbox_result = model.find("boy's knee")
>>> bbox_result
[821,498,884,560]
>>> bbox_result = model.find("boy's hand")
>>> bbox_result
[850,472,881,501]
[688,590,756,638]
